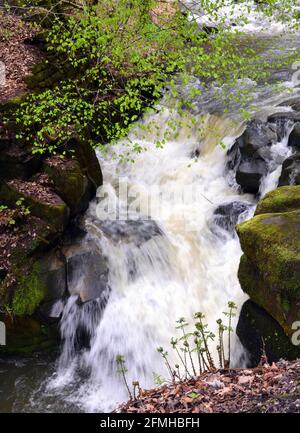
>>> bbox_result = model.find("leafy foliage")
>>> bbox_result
[157,302,238,384]
[5,0,300,157]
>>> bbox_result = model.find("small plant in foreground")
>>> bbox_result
[157,301,238,383]
[15,197,31,217]
[116,354,133,401]
[117,301,239,397]
[223,301,237,367]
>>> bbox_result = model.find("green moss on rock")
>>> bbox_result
[11,262,46,316]
[43,157,91,215]
[255,185,300,215]
[237,186,300,341]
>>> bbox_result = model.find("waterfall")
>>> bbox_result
[3,0,300,414]
[43,98,295,412]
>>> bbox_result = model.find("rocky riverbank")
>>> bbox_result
[0,12,103,354]
[228,102,300,365]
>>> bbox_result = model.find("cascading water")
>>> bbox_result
[46,113,253,412]
[43,105,297,412]
[1,0,300,414]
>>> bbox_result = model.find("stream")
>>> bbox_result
[1,1,300,413]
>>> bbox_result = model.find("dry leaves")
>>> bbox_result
[119,360,300,413]
[0,12,43,103]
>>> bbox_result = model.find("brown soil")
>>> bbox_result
[0,12,43,103]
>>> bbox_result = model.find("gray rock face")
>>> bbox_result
[227,120,278,194]
[268,111,300,124]
[38,235,109,323]
[66,249,109,303]
[288,122,300,149]
[278,153,300,186]
[237,300,300,367]
[97,219,163,245]
[241,121,277,156]
[212,201,252,235]
[236,159,268,194]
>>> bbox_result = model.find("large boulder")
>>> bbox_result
[288,123,300,149]
[227,120,278,194]
[278,153,300,186]
[236,186,300,343]
[236,159,268,194]
[43,156,93,215]
[237,300,300,367]
[68,137,103,191]
[212,201,252,236]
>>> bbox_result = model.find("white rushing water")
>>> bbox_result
[45,106,296,413]
[20,0,300,413]
[46,111,250,412]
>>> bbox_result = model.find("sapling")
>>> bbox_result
[116,354,132,400]
[223,301,237,368]
[170,336,192,379]
[176,317,197,376]
[193,334,204,374]
[216,318,226,368]
[153,373,165,386]
[157,346,176,384]
[194,312,215,370]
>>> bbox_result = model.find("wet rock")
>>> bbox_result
[279,96,300,112]
[278,153,300,186]
[43,157,92,216]
[237,300,300,367]
[212,201,252,235]
[268,111,300,124]
[35,236,109,306]
[227,120,277,194]
[236,159,268,194]
[38,252,68,302]
[288,123,300,149]
[240,120,277,157]
[0,314,59,356]
[66,249,109,303]
[94,219,163,245]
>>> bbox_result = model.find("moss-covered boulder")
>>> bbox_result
[236,186,300,350]
[43,156,92,215]
[0,180,70,231]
